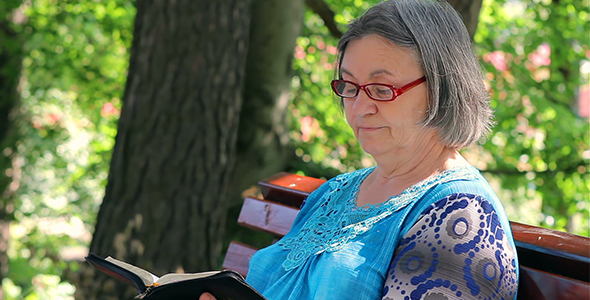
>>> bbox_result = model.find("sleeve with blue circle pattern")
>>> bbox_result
[382,193,518,300]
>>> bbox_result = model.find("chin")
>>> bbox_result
[360,145,390,157]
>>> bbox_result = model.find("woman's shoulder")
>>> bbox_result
[427,166,498,201]
[401,167,497,224]
[402,165,514,243]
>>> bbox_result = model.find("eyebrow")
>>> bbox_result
[340,68,355,79]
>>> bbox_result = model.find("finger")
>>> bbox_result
[199,292,217,300]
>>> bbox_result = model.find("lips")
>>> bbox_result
[358,126,385,132]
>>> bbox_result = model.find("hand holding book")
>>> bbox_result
[200,292,217,300]
[85,253,266,300]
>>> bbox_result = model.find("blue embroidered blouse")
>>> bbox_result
[245,166,519,300]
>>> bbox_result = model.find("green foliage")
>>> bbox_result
[3,0,134,298]
[288,1,381,178]
[473,0,589,234]
[289,0,589,234]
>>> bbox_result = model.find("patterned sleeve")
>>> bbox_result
[382,193,518,300]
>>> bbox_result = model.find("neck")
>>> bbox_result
[369,137,468,193]
[356,132,472,206]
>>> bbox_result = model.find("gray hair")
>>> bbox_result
[336,0,493,149]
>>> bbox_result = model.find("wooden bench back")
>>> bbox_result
[222,172,590,300]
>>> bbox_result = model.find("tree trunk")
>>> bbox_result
[305,0,482,40]
[77,1,251,298]
[447,0,483,38]
[228,0,305,206]
[0,4,23,299]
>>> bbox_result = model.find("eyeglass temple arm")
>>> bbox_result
[399,77,426,93]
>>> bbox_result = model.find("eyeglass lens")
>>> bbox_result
[333,81,394,101]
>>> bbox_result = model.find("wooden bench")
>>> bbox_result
[222,172,590,300]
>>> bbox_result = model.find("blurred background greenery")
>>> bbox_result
[0,0,587,298]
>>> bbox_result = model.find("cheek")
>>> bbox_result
[411,101,429,120]
[415,101,430,123]
[343,100,355,124]
[414,88,430,115]
[402,93,429,122]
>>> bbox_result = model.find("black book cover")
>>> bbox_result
[85,252,266,300]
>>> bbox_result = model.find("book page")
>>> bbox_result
[105,256,159,286]
[156,271,221,286]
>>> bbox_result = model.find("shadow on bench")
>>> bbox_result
[223,172,590,300]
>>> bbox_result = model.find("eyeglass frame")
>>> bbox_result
[330,76,426,102]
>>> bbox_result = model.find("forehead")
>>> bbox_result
[340,35,422,79]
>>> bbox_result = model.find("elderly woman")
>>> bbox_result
[203,0,519,299]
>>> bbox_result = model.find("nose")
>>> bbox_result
[351,89,378,116]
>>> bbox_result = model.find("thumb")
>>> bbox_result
[199,292,217,300]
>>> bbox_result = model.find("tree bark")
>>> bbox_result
[0,4,23,299]
[446,0,483,38]
[305,0,342,38]
[77,0,251,298]
[229,0,305,206]
[306,0,482,40]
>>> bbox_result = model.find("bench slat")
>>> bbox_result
[223,242,257,277]
[238,197,299,238]
[518,266,590,300]
[511,221,589,282]
[258,172,325,207]
[511,221,589,258]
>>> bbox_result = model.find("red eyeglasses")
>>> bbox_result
[331,77,426,101]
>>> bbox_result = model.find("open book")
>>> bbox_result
[85,252,266,300]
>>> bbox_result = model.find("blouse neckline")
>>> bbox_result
[350,165,476,211]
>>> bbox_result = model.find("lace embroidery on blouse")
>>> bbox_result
[278,166,477,271]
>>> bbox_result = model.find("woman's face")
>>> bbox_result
[341,34,435,159]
